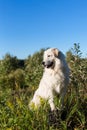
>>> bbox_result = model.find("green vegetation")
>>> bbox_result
[0,44,87,130]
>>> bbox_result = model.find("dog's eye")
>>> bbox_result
[47,55,50,57]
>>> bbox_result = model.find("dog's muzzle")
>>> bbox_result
[42,61,54,68]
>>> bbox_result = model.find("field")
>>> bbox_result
[0,44,87,130]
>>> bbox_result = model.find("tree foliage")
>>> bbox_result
[25,49,45,88]
[66,43,87,98]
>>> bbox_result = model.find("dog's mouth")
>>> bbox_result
[42,61,54,68]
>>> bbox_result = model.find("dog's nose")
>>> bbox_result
[42,61,45,65]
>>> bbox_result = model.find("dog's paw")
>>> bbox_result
[28,101,38,111]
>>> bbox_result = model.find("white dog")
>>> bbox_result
[29,48,69,111]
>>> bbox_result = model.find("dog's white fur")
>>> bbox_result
[29,48,69,111]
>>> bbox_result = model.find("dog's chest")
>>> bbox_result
[43,71,63,86]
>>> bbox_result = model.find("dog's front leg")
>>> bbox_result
[48,97,55,111]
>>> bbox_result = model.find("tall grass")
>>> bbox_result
[0,87,87,130]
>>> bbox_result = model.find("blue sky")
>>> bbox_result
[0,0,87,59]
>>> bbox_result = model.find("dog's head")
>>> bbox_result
[42,48,60,69]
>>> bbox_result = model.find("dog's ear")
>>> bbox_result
[52,48,60,57]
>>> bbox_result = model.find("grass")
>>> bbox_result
[0,87,87,130]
